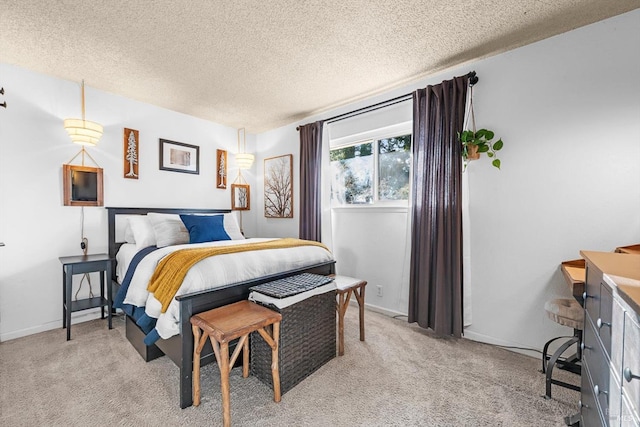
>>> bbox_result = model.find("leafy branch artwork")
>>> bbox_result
[264,154,293,218]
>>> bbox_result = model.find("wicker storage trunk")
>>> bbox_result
[250,289,336,394]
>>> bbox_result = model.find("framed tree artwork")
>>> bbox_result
[231,184,250,210]
[216,149,227,189]
[264,154,293,218]
[124,128,139,179]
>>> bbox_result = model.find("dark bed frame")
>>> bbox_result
[106,207,335,408]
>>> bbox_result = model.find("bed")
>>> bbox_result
[106,207,336,408]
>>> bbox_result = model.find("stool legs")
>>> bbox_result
[192,322,281,426]
[354,284,365,341]
[256,323,282,402]
[337,290,352,356]
[336,283,366,356]
[272,322,281,402]
[219,343,231,427]
[192,325,209,407]
[545,336,580,399]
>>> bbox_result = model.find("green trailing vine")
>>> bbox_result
[459,128,504,169]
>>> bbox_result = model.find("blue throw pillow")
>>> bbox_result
[179,215,231,244]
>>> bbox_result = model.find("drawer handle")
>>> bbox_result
[580,342,591,351]
[594,384,608,396]
[624,368,640,382]
[596,318,611,329]
[582,292,593,300]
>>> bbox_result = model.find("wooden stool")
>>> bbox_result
[333,275,367,356]
[191,300,282,427]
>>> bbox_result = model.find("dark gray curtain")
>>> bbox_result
[409,75,468,337]
[298,121,324,241]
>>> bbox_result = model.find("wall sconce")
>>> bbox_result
[64,80,103,146]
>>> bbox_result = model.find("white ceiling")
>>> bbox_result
[1,1,638,132]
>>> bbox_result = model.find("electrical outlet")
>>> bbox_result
[376,285,383,297]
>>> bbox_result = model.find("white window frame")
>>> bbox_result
[329,121,412,208]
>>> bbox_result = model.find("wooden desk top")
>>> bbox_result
[560,258,586,298]
[615,244,640,255]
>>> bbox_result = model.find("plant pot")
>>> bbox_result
[466,144,480,160]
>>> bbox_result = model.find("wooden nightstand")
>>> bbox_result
[59,253,113,341]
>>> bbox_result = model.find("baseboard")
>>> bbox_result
[362,307,541,359]
[0,308,104,342]
[463,329,541,359]
[362,302,408,319]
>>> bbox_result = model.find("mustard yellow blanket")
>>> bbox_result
[147,238,329,313]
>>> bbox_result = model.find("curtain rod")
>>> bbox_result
[297,71,478,130]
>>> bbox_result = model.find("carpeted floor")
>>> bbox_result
[0,308,579,426]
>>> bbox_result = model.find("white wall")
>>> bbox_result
[0,64,256,340]
[256,10,640,351]
[462,11,640,350]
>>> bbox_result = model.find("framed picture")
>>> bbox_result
[216,149,227,189]
[231,184,250,210]
[159,139,199,174]
[62,164,104,207]
[264,154,293,218]
[123,128,139,179]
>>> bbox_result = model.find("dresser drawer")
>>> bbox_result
[583,360,608,427]
[622,310,640,422]
[612,296,626,382]
[586,264,603,316]
[610,367,623,427]
[599,283,614,356]
[582,314,611,425]
[621,392,640,427]
[584,314,611,391]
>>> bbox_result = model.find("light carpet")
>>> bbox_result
[0,308,579,426]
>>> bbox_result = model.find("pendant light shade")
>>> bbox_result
[235,152,255,170]
[234,128,254,169]
[64,80,103,146]
[64,118,103,146]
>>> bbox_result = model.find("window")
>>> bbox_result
[330,133,411,205]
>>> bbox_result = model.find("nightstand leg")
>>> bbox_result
[100,270,105,319]
[62,269,67,329]
[65,266,72,341]
[106,263,112,329]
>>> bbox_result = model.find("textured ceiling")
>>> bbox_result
[1,1,638,132]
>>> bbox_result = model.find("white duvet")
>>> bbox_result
[120,238,334,340]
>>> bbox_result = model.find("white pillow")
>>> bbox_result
[147,213,189,247]
[123,222,136,243]
[128,216,157,250]
[223,213,245,240]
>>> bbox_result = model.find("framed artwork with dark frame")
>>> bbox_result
[264,154,293,218]
[216,149,227,188]
[231,184,250,210]
[159,139,199,174]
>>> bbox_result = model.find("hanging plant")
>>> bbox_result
[459,129,503,169]
[459,79,504,170]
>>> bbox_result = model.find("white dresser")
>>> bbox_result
[580,251,640,427]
